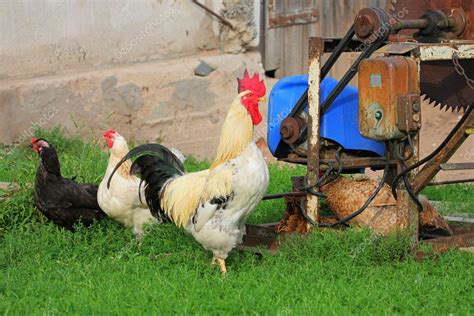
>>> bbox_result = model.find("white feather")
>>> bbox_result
[193,203,218,232]
[186,141,269,259]
[98,136,157,237]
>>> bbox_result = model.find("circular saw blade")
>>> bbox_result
[420,60,474,112]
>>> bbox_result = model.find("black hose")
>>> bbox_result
[398,158,423,211]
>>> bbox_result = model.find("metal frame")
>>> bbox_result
[305,38,324,226]
[242,5,474,254]
[303,39,474,243]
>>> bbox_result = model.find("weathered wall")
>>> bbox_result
[263,0,386,78]
[0,0,262,159]
[1,1,218,79]
[0,51,262,158]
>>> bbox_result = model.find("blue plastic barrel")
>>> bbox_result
[267,75,385,158]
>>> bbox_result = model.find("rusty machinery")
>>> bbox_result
[242,1,474,251]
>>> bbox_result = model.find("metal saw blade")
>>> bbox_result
[420,60,474,112]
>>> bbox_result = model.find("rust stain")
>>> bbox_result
[358,56,419,140]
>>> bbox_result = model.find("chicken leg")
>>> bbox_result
[217,258,227,274]
[211,256,227,274]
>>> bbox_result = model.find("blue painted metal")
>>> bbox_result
[267,75,385,158]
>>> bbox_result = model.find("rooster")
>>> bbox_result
[108,70,269,273]
[31,138,107,230]
[97,130,157,237]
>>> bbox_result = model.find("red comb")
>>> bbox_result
[104,129,116,137]
[237,70,266,97]
[31,137,38,144]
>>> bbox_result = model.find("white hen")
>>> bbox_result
[98,130,157,237]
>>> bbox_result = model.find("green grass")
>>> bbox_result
[1,128,473,315]
[422,184,474,217]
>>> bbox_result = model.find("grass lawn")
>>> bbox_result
[1,128,473,315]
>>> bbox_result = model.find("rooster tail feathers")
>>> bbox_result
[107,143,185,221]
[134,155,184,221]
[107,143,185,189]
[126,143,185,173]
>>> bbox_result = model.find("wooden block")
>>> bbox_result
[0,182,19,192]
[459,247,474,254]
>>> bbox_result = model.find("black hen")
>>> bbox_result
[32,138,107,230]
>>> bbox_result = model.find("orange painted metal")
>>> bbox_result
[358,56,419,140]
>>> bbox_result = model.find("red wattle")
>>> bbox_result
[241,97,262,126]
[248,106,262,125]
[106,139,114,148]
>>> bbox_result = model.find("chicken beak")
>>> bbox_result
[259,97,265,103]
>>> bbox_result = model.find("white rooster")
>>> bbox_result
[108,71,269,273]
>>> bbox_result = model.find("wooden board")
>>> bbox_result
[263,0,386,78]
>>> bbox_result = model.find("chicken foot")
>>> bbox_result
[211,256,227,274]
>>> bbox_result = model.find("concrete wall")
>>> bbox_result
[0,0,262,158]
[1,0,218,79]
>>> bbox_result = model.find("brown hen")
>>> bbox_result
[320,176,452,236]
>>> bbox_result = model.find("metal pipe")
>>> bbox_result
[428,178,474,186]
[392,19,429,31]
[262,191,306,201]
[191,0,235,30]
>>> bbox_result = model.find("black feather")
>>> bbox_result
[107,143,185,222]
[210,193,233,210]
[33,140,107,230]
[107,143,184,189]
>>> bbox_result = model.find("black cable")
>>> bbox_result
[299,165,333,197]
[318,141,391,227]
[335,147,344,176]
[393,135,423,210]
[396,134,414,162]
[398,157,424,211]
[299,147,344,195]
[299,142,390,227]
[391,102,473,197]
